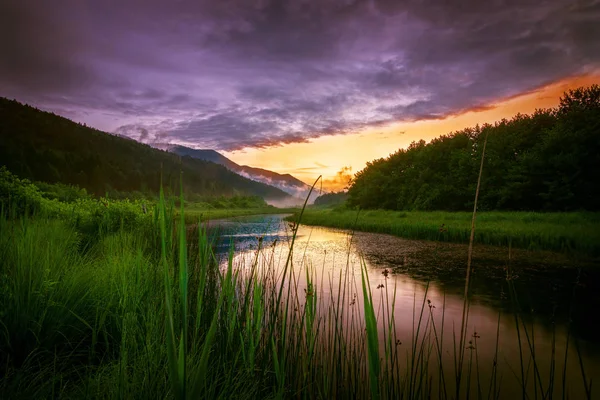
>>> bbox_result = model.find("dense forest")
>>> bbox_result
[0,98,291,200]
[348,85,600,211]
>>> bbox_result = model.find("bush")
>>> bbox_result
[35,181,91,203]
[0,166,46,215]
[0,167,152,236]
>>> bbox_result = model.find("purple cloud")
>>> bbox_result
[1,0,599,151]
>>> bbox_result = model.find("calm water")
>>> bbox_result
[201,214,600,398]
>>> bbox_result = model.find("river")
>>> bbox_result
[201,214,599,399]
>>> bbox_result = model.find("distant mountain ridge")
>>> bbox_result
[156,144,319,204]
[0,98,293,202]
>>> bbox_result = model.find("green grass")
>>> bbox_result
[287,209,600,257]
[0,199,594,399]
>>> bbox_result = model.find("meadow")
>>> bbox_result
[0,168,596,399]
[0,191,595,399]
[289,208,600,258]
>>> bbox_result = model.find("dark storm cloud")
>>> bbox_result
[0,0,97,93]
[1,0,599,150]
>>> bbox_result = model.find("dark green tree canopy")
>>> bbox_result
[347,85,600,212]
[558,84,600,114]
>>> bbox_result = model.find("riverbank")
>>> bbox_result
[287,209,600,257]
[2,205,596,398]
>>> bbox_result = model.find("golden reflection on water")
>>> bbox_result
[215,217,599,398]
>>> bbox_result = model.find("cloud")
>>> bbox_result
[322,166,353,191]
[1,0,599,150]
[0,1,102,97]
[114,120,179,144]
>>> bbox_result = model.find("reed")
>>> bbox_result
[0,188,594,399]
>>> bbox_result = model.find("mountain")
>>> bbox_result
[158,144,319,204]
[0,98,292,202]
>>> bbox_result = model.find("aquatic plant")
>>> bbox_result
[0,180,594,399]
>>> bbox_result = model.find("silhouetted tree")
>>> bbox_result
[347,85,600,212]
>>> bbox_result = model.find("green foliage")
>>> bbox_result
[0,196,593,399]
[35,180,91,202]
[348,85,600,212]
[558,84,600,114]
[0,166,47,215]
[0,98,291,200]
[0,166,152,237]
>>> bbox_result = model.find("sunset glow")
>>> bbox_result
[226,73,600,190]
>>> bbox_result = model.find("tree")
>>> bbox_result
[558,84,600,115]
[345,85,600,212]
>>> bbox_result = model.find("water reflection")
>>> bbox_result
[199,214,599,398]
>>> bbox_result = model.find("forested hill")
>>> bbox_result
[0,98,292,200]
[348,85,600,212]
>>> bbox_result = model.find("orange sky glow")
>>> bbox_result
[225,73,600,191]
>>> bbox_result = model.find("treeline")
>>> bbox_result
[0,98,290,200]
[348,85,600,211]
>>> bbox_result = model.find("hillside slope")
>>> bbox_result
[0,98,292,200]
[161,145,318,202]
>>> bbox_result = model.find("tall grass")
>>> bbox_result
[0,193,594,398]
[457,129,487,398]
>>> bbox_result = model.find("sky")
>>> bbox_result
[1,0,599,190]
